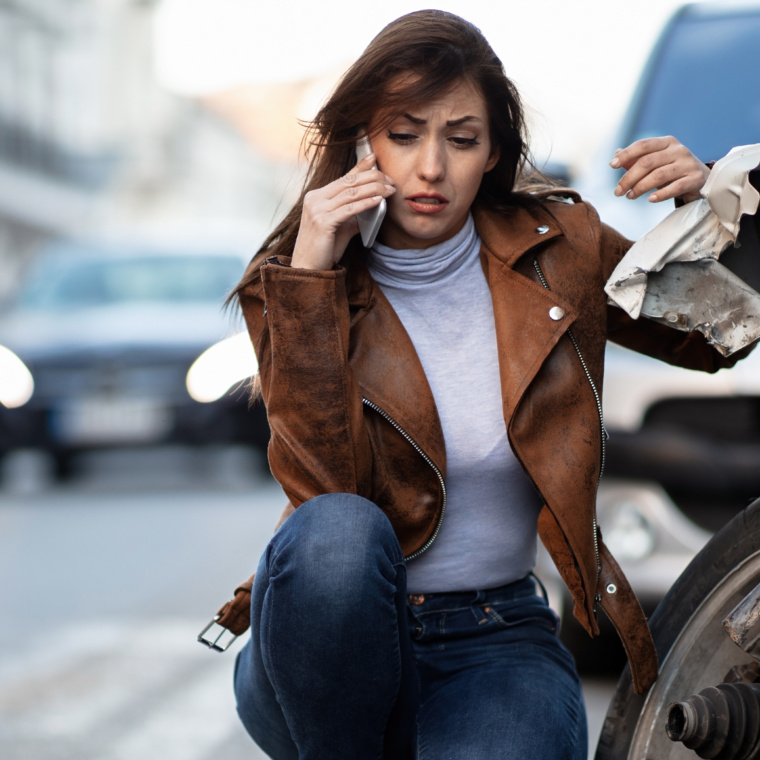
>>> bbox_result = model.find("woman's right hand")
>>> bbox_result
[291,153,396,270]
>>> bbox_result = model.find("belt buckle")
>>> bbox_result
[197,616,238,652]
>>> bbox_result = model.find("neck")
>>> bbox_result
[366,214,479,286]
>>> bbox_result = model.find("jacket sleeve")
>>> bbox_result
[238,259,373,507]
[589,205,756,373]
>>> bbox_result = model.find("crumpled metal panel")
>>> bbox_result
[724,582,760,657]
[639,260,760,356]
[605,144,760,355]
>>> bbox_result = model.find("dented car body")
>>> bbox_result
[606,145,760,357]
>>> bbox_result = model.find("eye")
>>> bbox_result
[387,131,417,144]
[449,136,480,149]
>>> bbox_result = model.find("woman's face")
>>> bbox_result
[369,78,499,250]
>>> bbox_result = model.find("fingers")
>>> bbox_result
[312,167,395,221]
[324,156,395,203]
[291,160,395,270]
[327,191,389,222]
[353,151,380,172]
[334,177,395,213]
[320,157,394,209]
[609,136,709,203]
[609,137,674,172]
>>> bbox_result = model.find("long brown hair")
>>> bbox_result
[234,10,545,295]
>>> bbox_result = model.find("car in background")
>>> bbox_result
[538,1,760,668]
[581,0,760,531]
[575,1,760,240]
[0,239,268,480]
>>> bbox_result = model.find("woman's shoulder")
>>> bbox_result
[529,187,583,206]
[476,189,604,241]
[530,187,599,222]
[531,188,607,243]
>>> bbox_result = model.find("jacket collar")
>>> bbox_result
[345,202,564,308]
[472,202,563,268]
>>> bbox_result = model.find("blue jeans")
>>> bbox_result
[234,493,587,760]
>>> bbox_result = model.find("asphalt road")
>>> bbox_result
[0,446,617,760]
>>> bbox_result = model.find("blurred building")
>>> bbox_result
[0,0,286,300]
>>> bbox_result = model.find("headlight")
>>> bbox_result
[603,501,657,562]
[186,331,258,403]
[0,345,34,408]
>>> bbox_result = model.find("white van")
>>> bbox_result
[545,1,760,667]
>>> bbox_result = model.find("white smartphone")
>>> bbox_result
[355,135,386,248]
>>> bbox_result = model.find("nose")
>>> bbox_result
[416,137,445,183]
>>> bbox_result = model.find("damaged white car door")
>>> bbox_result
[606,144,760,356]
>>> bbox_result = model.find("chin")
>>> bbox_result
[381,210,464,249]
[412,219,461,243]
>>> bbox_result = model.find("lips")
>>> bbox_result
[406,193,449,215]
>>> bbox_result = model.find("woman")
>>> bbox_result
[216,10,743,759]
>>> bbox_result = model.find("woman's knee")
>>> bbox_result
[266,493,404,596]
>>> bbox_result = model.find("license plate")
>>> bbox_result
[51,398,173,445]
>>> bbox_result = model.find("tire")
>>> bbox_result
[595,497,760,760]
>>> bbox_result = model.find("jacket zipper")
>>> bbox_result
[532,258,605,614]
[361,397,447,561]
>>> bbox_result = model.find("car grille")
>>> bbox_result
[30,360,190,401]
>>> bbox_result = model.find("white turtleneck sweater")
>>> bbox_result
[366,215,542,593]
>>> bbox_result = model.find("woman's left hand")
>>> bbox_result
[609,136,710,204]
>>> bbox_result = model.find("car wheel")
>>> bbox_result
[595,497,760,760]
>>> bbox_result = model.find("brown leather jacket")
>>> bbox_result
[212,197,748,694]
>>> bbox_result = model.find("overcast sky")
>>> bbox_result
[154,0,693,167]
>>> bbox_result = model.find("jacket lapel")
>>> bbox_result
[475,206,576,424]
[346,257,447,477]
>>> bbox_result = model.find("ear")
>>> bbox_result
[485,145,500,173]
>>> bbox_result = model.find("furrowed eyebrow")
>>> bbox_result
[400,113,481,126]
[446,115,480,126]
